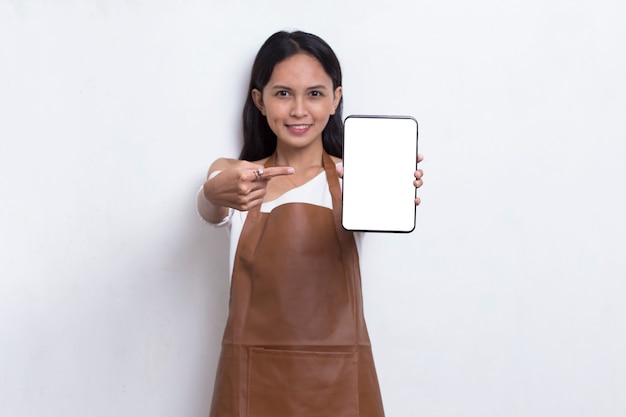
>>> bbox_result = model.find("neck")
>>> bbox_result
[274,143,324,170]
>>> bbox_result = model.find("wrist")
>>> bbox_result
[202,170,222,203]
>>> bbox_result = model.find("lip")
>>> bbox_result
[286,124,312,134]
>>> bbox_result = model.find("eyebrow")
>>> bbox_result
[269,84,329,91]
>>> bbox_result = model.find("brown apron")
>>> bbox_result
[209,152,385,417]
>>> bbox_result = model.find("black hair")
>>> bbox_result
[239,30,344,161]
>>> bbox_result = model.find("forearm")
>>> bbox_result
[197,171,231,224]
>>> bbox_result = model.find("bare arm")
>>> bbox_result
[197,158,295,224]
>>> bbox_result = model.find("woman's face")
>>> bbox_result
[252,53,342,152]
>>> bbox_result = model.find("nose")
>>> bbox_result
[290,96,307,117]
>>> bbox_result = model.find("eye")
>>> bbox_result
[310,90,323,97]
[275,90,290,97]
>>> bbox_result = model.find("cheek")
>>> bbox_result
[264,106,286,129]
[313,101,334,116]
[265,103,288,119]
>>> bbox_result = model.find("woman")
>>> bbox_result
[198,30,424,417]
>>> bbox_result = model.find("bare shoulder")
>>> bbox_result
[330,155,343,166]
[251,156,271,166]
[207,157,238,176]
[207,156,270,177]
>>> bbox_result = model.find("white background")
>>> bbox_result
[1,1,625,416]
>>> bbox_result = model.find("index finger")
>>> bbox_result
[256,166,295,180]
[417,153,424,163]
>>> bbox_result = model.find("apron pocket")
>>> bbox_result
[247,347,358,417]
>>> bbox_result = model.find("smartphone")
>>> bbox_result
[341,115,418,233]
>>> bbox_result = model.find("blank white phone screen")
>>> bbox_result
[342,115,418,232]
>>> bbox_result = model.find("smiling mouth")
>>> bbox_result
[286,124,312,133]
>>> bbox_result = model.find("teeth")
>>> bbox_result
[290,125,309,129]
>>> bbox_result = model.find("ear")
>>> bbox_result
[331,86,343,115]
[251,89,266,116]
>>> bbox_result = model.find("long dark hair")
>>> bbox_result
[239,31,344,161]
